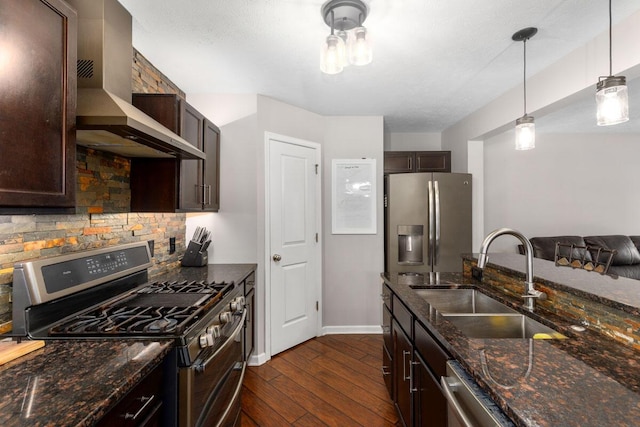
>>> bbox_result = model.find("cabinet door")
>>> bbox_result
[179,102,205,210]
[414,353,447,427]
[393,322,412,427]
[0,0,77,211]
[244,288,255,361]
[202,119,220,212]
[415,151,451,173]
[384,151,416,174]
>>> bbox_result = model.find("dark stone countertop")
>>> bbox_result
[0,339,173,427]
[383,266,640,427]
[0,263,256,427]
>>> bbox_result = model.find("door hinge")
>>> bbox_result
[316,301,319,311]
[384,193,388,208]
[315,164,318,175]
[315,232,318,242]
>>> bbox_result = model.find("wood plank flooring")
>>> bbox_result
[240,334,399,427]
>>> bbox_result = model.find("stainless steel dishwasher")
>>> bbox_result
[441,360,515,427]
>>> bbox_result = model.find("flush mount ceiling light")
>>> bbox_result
[320,0,372,75]
[513,27,537,151]
[596,0,629,126]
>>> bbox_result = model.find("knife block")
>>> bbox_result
[181,241,208,267]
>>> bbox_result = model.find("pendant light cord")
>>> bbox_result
[523,38,527,116]
[608,0,613,76]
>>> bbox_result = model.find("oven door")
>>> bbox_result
[179,310,246,427]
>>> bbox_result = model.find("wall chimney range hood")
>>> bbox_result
[68,0,205,160]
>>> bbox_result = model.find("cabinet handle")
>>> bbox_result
[410,361,420,393]
[204,184,212,206]
[381,365,391,376]
[402,350,411,381]
[123,395,155,421]
[380,293,390,301]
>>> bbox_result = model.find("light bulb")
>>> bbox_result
[348,27,372,66]
[515,116,535,150]
[321,34,346,75]
[596,77,629,126]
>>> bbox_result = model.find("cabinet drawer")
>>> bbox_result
[414,320,450,378]
[393,295,413,338]
[97,363,164,427]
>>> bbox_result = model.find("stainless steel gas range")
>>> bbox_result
[11,241,245,427]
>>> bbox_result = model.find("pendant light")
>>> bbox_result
[513,27,537,151]
[596,0,629,126]
[320,0,372,74]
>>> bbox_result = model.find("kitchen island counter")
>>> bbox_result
[383,260,640,427]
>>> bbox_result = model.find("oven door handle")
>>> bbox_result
[194,310,246,373]
[214,361,246,427]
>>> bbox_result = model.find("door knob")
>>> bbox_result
[272,254,282,262]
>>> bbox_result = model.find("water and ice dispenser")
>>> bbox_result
[397,225,423,265]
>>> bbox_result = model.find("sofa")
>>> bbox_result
[518,235,640,280]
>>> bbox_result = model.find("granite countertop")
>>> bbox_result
[0,263,257,427]
[0,339,172,427]
[383,266,640,427]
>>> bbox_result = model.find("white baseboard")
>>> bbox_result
[321,325,383,335]
[247,352,269,366]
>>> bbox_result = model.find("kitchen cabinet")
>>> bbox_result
[97,362,164,427]
[382,284,393,399]
[386,284,450,427]
[130,94,220,212]
[243,271,255,361]
[384,151,451,174]
[0,0,77,213]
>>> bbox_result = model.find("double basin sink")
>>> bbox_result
[412,288,566,339]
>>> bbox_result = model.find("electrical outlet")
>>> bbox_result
[169,237,176,254]
[147,240,155,257]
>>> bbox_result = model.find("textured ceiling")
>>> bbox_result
[118,0,640,133]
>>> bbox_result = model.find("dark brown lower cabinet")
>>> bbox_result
[387,284,449,427]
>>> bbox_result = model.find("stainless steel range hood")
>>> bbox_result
[68,0,205,160]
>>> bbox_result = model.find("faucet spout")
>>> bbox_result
[477,228,546,311]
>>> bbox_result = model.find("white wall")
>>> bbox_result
[188,93,385,363]
[483,131,640,253]
[384,132,441,151]
[322,116,384,331]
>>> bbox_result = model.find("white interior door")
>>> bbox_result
[267,134,321,356]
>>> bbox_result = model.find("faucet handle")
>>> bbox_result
[522,289,547,300]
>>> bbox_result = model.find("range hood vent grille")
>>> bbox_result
[77,60,94,79]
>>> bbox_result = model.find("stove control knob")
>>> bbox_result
[219,311,232,324]
[230,296,245,312]
[199,334,210,348]
[206,324,221,339]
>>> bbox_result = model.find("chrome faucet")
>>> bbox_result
[477,228,546,311]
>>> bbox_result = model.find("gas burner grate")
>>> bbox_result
[49,305,200,336]
[135,280,232,294]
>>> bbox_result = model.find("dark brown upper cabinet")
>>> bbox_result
[0,0,77,213]
[130,94,220,212]
[384,151,451,174]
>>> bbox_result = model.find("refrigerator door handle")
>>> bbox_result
[434,180,441,266]
[428,180,435,267]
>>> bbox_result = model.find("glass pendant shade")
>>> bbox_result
[515,115,535,150]
[348,27,372,66]
[596,76,629,126]
[321,34,346,75]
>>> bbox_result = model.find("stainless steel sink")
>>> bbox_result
[443,314,567,339]
[413,289,517,314]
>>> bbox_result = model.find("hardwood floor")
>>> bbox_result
[240,334,399,426]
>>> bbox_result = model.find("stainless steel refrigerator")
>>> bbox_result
[385,172,472,274]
